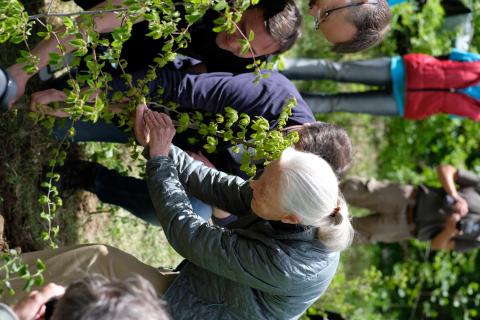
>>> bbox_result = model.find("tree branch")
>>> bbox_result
[28,8,129,20]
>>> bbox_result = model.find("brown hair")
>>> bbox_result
[256,0,302,54]
[297,122,353,178]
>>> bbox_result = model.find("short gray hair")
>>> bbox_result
[52,275,170,320]
[278,148,353,251]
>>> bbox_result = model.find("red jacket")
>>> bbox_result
[404,53,480,120]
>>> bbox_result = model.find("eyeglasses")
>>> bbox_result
[314,0,379,30]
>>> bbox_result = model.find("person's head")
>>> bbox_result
[308,0,391,53]
[296,122,353,178]
[51,275,170,320]
[216,0,302,58]
[249,148,353,251]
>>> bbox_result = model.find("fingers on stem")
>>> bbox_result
[30,89,67,113]
[143,109,174,134]
[144,109,157,130]
[152,110,166,127]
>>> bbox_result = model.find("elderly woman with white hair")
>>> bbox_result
[2,109,353,319]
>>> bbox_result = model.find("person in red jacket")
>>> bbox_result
[281,50,480,121]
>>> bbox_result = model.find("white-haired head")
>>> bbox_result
[277,148,354,251]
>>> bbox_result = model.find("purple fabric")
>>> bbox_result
[212,214,239,227]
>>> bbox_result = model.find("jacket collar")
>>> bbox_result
[230,216,318,241]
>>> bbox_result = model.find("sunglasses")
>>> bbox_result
[314,0,379,30]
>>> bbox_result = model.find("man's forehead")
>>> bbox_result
[319,13,357,44]
[243,7,282,54]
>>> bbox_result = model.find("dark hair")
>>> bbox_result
[297,122,353,178]
[52,275,170,320]
[255,0,302,54]
[332,0,392,53]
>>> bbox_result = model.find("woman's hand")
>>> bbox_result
[144,109,176,158]
[30,89,69,117]
[133,104,149,146]
[12,283,65,320]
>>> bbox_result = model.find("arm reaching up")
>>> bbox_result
[143,109,176,158]
[437,165,469,217]
[143,110,252,215]
[7,0,141,108]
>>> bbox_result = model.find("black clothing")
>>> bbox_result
[415,169,480,252]
[71,0,267,73]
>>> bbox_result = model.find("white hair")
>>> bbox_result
[278,148,354,251]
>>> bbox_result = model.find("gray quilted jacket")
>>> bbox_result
[146,146,339,320]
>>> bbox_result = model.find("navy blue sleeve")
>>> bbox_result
[109,68,314,126]
[153,70,315,126]
[108,68,184,103]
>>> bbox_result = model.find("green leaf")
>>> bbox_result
[185,11,203,24]
[41,231,50,241]
[63,17,75,30]
[248,30,255,42]
[36,259,46,271]
[69,38,85,48]
[38,195,49,205]
[23,278,35,292]
[213,1,227,11]
[176,113,190,133]
[34,274,45,286]
[162,41,173,53]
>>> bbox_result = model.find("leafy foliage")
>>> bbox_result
[379,116,480,185]
[162,97,299,177]
[0,250,45,296]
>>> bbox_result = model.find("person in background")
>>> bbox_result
[281,50,480,121]
[1,275,170,320]
[343,164,480,251]
[308,0,391,53]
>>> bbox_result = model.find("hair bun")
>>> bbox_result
[330,206,343,225]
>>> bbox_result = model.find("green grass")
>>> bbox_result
[77,207,183,268]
